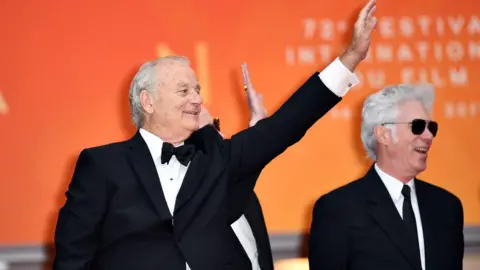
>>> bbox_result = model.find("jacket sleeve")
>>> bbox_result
[309,194,348,270]
[53,149,108,270]
[224,73,341,183]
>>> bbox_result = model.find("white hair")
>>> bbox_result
[129,56,190,128]
[360,84,435,160]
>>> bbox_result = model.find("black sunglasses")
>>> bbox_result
[382,119,438,137]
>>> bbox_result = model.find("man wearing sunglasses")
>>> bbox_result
[309,84,464,270]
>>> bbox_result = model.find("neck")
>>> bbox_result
[376,158,414,184]
[142,122,188,146]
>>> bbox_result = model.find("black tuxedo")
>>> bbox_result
[227,190,274,270]
[216,130,273,270]
[53,72,341,270]
[243,193,273,270]
[308,165,464,270]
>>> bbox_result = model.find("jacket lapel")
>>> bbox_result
[174,127,211,215]
[174,151,208,214]
[174,125,231,237]
[126,131,172,221]
[364,166,422,270]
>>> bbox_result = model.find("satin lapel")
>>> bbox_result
[174,151,208,214]
[415,179,435,270]
[364,166,422,270]
[126,131,172,221]
[173,125,227,237]
[173,127,211,215]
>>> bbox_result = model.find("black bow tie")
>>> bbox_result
[161,142,195,166]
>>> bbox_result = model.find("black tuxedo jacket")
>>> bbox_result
[308,165,464,270]
[227,191,273,270]
[53,72,341,270]
[244,193,273,270]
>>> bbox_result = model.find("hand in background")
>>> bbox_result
[241,63,267,127]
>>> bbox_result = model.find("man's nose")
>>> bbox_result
[420,126,434,140]
[191,91,203,104]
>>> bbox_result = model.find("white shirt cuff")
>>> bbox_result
[318,57,359,97]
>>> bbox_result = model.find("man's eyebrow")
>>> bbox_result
[176,82,189,88]
[176,82,200,91]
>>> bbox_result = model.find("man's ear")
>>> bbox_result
[139,90,154,114]
[374,125,391,146]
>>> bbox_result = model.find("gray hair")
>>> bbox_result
[129,56,190,128]
[360,84,435,160]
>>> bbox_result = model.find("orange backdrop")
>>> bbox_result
[0,0,479,245]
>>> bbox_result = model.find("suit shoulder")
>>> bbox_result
[79,138,130,160]
[319,177,364,199]
[417,179,462,205]
[313,177,364,208]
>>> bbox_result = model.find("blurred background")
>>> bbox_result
[0,0,479,269]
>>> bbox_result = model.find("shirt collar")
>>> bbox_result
[139,128,184,160]
[374,163,415,203]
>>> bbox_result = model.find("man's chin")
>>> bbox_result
[412,162,427,175]
[184,121,200,132]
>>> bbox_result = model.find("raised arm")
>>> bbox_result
[224,0,377,180]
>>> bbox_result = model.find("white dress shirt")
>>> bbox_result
[139,128,192,270]
[140,57,358,270]
[231,215,261,269]
[230,57,359,269]
[374,163,426,270]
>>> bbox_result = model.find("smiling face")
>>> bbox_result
[379,100,435,178]
[141,59,202,142]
